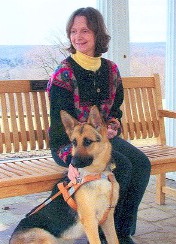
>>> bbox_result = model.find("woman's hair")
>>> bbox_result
[66,7,111,57]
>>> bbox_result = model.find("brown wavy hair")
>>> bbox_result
[66,7,111,57]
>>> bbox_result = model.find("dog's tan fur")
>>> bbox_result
[10,106,120,244]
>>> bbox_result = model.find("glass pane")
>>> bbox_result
[129,0,167,92]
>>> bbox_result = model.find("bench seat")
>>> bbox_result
[0,156,66,198]
[1,145,176,202]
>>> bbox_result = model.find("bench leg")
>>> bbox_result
[156,173,166,205]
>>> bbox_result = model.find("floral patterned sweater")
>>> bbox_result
[46,56,124,165]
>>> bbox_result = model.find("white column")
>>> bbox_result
[165,0,176,146]
[96,0,130,76]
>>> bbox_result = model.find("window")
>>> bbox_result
[0,0,96,80]
[129,0,167,95]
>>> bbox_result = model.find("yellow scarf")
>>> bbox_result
[71,51,101,72]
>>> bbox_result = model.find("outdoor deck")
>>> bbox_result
[0,175,176,244]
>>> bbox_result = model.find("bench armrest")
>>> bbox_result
[158,109,176,118]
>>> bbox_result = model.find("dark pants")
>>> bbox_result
[51,136,151,237]
[110,136,151,236]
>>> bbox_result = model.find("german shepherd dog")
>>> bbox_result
[9,106,120,244]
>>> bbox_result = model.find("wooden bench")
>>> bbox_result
[0,80,66,198]
[0,74,176,205]
[121,73,176,204]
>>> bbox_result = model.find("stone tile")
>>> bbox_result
[147,175,156,186]
[150,198,176,212]
[1,177,176,244]
[138,207,173,222]
[0,223,8,231]
[141,191,156,204]
[154,217,176,228]
[0,211,21,225]
[135,230,176,244]
[138,202,150,210]
[132,236,150,244]
[3,203,32,215]
[0,226,14,244]
[135,219,162,236]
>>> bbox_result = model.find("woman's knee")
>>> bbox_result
[131,148,151,175]
[112,150,132,173]
[110,136,151,173]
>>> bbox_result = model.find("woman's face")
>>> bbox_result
[70,16,95,57]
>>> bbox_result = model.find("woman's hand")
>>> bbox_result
[107,125,118,139]
[107,118,121,139]
[68,164,80,184]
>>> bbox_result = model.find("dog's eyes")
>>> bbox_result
[83,138,93,147]
[96,136,101,142]
[72,139,77,147]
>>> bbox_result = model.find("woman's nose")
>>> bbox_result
[76,31,83,39]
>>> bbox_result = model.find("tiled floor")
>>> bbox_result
[133,176,176,244]
[0,175,176,244]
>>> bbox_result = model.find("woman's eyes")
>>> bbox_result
[82,29,89,33]
[70,29,89,34]
[70,30,76,34]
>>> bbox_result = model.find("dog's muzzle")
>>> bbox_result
[71,155,93,168]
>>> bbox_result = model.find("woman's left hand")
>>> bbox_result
[107,118,121,139]
[107,125,118,139]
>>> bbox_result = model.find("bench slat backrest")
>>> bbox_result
[121,74,166,144]
[0,74,165,154]
[0,80,49,153]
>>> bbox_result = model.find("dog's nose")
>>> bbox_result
[71,155,93,168]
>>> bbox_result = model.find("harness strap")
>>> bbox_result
[28,173,115,225]
[57,173,105,211]
[28,175,100,216]
[57,173,115,225]
[99,174,115,225]
[28,184,70,216]
[58,182,78,210]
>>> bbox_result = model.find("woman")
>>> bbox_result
[47,7,151,244]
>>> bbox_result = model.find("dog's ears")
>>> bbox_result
[60,106,103,137]
[87,105,103,129]
[60,110,79,138]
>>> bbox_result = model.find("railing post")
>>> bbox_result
[96,0,130,76]
[165,0,176,181]
[165,0,176,147]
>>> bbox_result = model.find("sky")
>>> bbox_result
[0,0,167,45]
[129,0,167,42]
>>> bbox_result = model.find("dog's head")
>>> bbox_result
[60,106,112,173]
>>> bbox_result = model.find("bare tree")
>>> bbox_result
[26,34,69,77]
